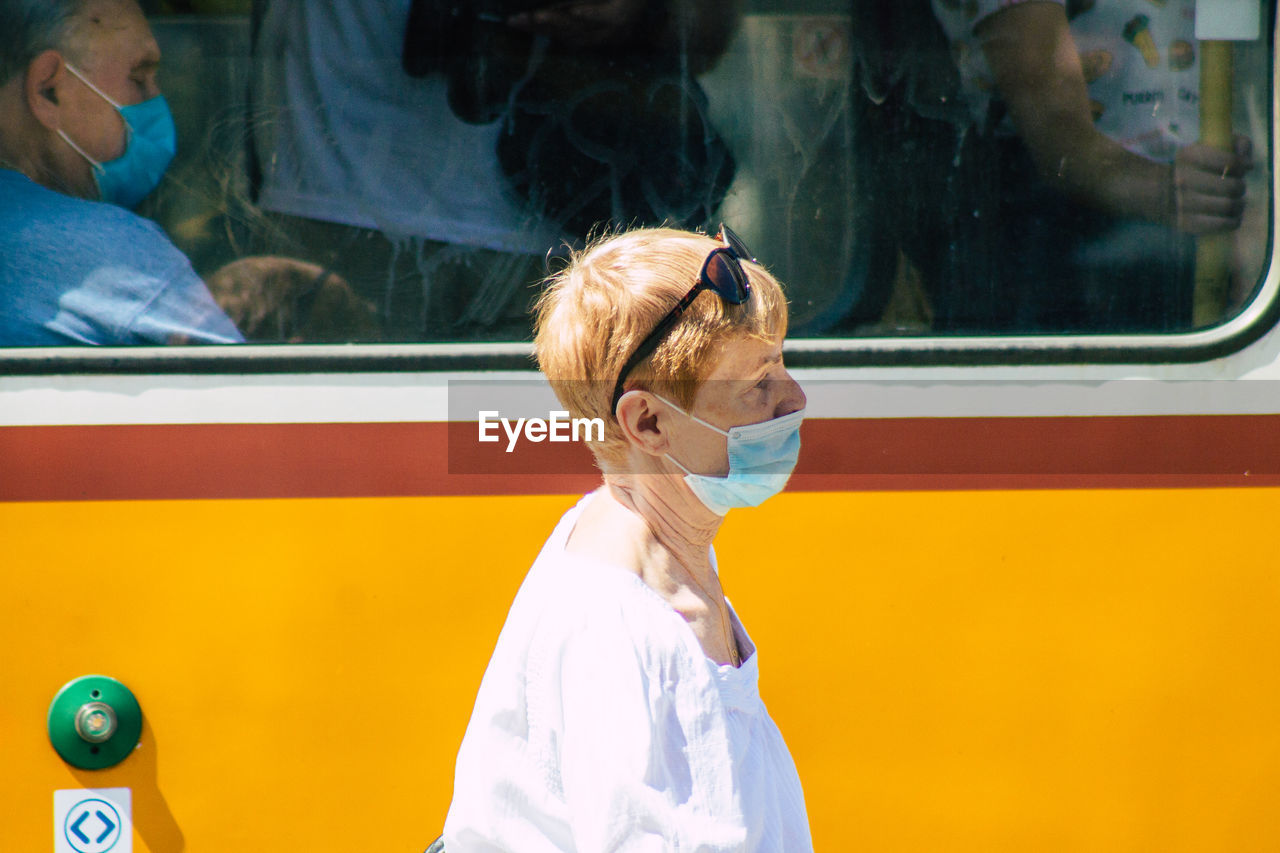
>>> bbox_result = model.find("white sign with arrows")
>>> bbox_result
[53,788,132,853]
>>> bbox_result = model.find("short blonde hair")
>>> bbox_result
[534,226,789,470]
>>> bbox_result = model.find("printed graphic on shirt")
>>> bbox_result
[1170,39,1195,70]
[1080,49,1113,82]
[931,0,1200,161]
[1123,15,1161,67]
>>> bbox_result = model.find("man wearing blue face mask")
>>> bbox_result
[0,0,243,346]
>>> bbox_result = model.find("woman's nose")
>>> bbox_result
[775,373,806,417]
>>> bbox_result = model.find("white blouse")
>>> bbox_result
[444,496,814,852]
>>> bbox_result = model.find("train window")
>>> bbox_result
[0,0,1274,358]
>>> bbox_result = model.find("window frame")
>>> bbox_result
[1,267,1277,377]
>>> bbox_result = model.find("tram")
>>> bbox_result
[3,1,1279,851]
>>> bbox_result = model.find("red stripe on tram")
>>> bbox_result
[1,415,1279,502]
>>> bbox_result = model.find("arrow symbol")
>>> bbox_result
[94,810,117,843]
[70,811,92,844]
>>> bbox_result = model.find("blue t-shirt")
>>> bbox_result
[0,168,243,346]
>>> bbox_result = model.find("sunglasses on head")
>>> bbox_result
[611,225,756,415]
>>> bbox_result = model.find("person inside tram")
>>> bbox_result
[934,0,1254,332]
[0,0,349,347]
[443,224,813,850]
[247,0,738,343]
[856,0,1254,334]
[201,254,380,343]
[0,0,245,346]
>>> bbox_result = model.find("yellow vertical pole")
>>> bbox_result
[1192,39,1234,327]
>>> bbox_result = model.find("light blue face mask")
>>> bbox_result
[57,63,177,209]
[657,395,805,516]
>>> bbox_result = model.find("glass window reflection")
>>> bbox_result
[3,0,1268,347]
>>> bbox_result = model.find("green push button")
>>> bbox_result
[48,676,142,770]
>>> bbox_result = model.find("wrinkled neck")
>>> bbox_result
[604,467,722,579]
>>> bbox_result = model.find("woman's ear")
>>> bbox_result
[25,50,66,130]
[615,391,671,458]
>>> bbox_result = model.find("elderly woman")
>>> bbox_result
[443,226,813,851]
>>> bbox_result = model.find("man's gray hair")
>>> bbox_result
[0,0,94,87]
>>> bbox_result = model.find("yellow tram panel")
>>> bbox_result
[3,488,1278,851]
